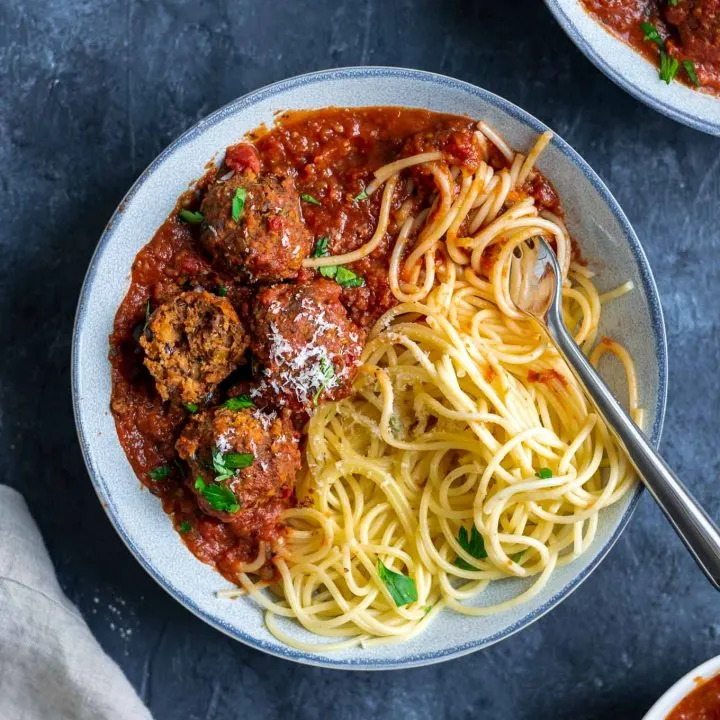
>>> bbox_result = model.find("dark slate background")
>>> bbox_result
[1,0,719,718]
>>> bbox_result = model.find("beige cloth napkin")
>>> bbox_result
[0,485,152,720]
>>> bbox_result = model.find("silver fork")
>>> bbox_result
[508,237,720,591]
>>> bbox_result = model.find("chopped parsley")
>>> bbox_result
[511,551,525,564]
[353,189,369,202]
[640,21,694,86]
[147,466,170,482]
[224,453,255,469]
[311,234,365,287]
[183,402,198,413]
[217,285,228,297]
[212,448,254,483]
[454,524,487,570]
[301,193,321,205]
[178,209,204,224]
[179,521,192,534]
[659,51,680,84]
[318,262,365,287]
[683,59,700,86]
[641,22,663,48]
[377,559,418,606]
[194,476,240,513]
[311,235,329,257]
[231,187,247,222]
[313,357,335,405]
[331,266,365,288]
[668,0,678,5]
[223,395,255,410]
[535,468,553,479]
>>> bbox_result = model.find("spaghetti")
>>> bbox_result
[225,121,641,651]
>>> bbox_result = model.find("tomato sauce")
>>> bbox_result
[667,674,720,719]
[581,0,720,94]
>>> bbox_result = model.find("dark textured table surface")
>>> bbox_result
[2,1,719,718]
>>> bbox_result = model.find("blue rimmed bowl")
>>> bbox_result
[72,67,667,669]
[545,0,720,135]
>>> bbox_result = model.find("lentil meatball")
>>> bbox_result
[140,291,248,405]
[176,406,301,532]
[249,279,365,411]
[200,170,312,283]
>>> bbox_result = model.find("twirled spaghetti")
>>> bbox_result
[224,119,640,651]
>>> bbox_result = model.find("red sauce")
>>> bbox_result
[108,107,564,584]
[527,369,568,386]
[668,673,720,719]
[581,0,720,94]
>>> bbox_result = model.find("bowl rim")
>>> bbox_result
[544,0,720,136]
[72,65,668,669]
[643,654,720,718]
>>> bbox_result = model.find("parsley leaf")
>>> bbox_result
[194,476,240,513]
[511,551,525,563]
[179,521,192,534]
[301,193,321,206]
[178,209,204,224]
[217,285,228,297]
[211,448,253,483]
[148,466,170,482]
[377,559,418,606]
[313,357,335,405]
[318,264,365,287]
[183,402,198,413]
[231,188,247,222]
[683,59,700,86]
[535,468,553,479]
[224,452,254,469]
[311,235,329,257]
[353,189,369,202]
[641,22,664,49]
[311,235,365,287]
[223,395,255,410]
[334,266,365,287]
[454,524,487,570]
[659,51,679,84]
[211,449,234,483]
[639,22,684,86]
[668,0,678,5]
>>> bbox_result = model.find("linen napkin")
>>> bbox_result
[0,485,152,720]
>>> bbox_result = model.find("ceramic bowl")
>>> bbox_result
[545,0,720,135]
[72,67,668,669]
[643,655,720,718]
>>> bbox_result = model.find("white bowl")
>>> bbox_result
[545,0,720,135]
[72,67,668,669]
[643,655,720,718]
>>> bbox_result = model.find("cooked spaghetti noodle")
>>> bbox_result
[222,121,640,651]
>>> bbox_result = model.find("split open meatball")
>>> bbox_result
[175,406,301,530]
[199,170,312,283]
[249,279,365,412]
[140,291,248,405]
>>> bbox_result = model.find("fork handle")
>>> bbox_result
[546,304,720,591]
